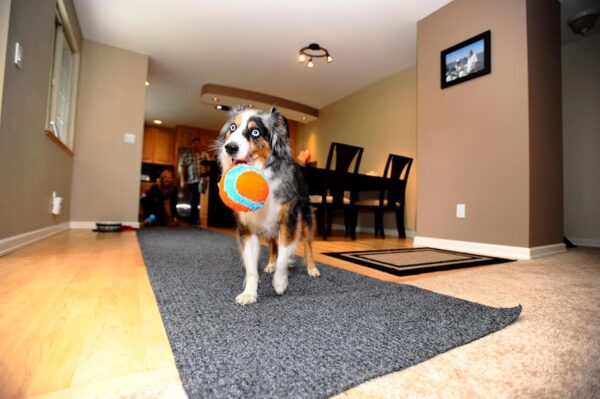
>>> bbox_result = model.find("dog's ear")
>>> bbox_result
[270,106,289,138]
[267,107,291,164]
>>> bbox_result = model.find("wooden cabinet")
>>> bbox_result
[142,125,175,165]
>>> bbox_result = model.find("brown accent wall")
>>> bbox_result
[416,0,562,248]
[0,0,81,239]
[526,0,563,246]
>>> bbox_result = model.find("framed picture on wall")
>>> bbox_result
[441,30,491,89]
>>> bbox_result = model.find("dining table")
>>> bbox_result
[300,165,386,195]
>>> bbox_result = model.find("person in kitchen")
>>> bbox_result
[179,137,207,225]
[140,169,179,226]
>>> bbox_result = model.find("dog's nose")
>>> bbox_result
[224,142,239,155]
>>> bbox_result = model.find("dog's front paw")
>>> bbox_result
[264,263,275,274]
[235,291,257,305]
[307,267,320,278]
[272,273,288,295]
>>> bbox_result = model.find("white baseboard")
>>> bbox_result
[331,223,415,238]
[70,221,141,229]
[413,236,566,260]
[567,237,600,248]
[0,222,70,256]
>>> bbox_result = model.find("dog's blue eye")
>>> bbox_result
[251,129,260,137]
[230,124,237,132]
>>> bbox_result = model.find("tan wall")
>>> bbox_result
[70,40,148,223]
[0,0,80,239]
[417,0,562,248]
[526,0,563,246]
[562,33,600,245]
[296,65,417,232]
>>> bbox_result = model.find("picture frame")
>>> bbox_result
[441,30,491,89]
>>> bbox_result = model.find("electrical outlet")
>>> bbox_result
[456,204,466,218]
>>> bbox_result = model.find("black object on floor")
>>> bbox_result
[137,228,521,399]
[323,247,514,277]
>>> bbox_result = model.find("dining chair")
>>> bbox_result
[309,142,363,240]
[353,154,412,238]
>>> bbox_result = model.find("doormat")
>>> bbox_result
[323,247,514,277]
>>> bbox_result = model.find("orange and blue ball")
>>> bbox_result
[218,165,269,212]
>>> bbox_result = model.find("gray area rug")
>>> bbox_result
[323,247,514,277]
[137,228,522,399]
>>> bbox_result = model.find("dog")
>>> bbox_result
[216,106,320,305]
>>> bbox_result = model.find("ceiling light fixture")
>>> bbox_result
[153,119,162,125]
[145,81,149,86]
[215,105,231,111]
[568,9,599,36]
[298,43,333,68]
[212,97,219,102]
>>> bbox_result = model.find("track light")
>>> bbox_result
[298,43,332,68]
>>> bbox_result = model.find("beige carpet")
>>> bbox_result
[334,246,600,399]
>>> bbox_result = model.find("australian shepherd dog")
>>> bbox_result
[216,106,320,305]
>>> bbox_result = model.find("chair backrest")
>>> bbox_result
[323,142,364,205]
[380,154,413,208]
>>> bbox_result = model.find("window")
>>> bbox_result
[47,3,79,150]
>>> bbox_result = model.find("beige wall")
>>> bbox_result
[562,33,600,246]
[416,0,562,248]
[0,0,80,240]
[296,65,417,233]
[70,40,148,223]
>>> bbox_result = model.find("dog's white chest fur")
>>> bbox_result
[237,178,281,238]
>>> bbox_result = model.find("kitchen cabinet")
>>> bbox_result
[142,125,175,165]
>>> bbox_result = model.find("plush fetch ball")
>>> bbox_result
[218,164,269,212]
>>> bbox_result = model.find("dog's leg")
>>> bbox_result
[302,219,320,277]
[273,217,297,295]
[236,232,260,305]
[264,238,278,274]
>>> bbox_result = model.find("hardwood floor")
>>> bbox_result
[0,230,185,399]
[0,226,441,398]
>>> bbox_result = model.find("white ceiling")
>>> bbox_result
[73,0,598,131]
[73,0,453,130]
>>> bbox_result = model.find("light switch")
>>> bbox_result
[456,204,466,218]
[124,133,136,144]
[14,42,23,69]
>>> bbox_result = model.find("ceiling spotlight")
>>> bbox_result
[212,97,219,102]
[153,119,162,125]
[298,43,332,68]
[568,10,599,36]
[247,104,254,108]
[145,81,149,86]
[215,105,231,111]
